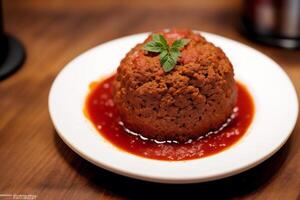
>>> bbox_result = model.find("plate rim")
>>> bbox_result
[48,31,299,184]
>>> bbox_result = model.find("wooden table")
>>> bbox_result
[1,0,299,199]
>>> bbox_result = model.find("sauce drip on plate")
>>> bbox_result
[85,75,254,161]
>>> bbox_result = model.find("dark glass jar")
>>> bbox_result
[242,0,300,49]
[0,2,7,64]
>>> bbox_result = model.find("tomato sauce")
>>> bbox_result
[85,75,254,161]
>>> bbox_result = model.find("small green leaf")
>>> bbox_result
[160,50,168,62]
[158,34,168,48]
[152,34,168,49]
[172,39,190,49]
[170,48,180,61]
[144,41,163,52]
[152,34,161,43]
[162,56,176,72]
[144,33,189,72]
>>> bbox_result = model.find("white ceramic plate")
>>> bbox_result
[49,31,298,184]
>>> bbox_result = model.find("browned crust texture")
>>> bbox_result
[113,29,237,142]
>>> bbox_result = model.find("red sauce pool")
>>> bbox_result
[85,75,254,161]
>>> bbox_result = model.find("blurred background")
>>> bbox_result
[1,0,300,79]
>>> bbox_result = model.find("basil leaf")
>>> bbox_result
[144,33,189,73]
[162,56,176,72]
[172,39,190,49]
[144,41,163,52]
[158,34,168,48]
[160,50,168,62]
[152,34,161,43]
[170,48,180,61]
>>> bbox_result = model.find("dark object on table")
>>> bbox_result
[242,0,300,49]
[0,0,25,80]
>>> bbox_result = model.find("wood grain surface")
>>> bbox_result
[0,0,300,199]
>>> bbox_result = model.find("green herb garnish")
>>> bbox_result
[144,34,190,72]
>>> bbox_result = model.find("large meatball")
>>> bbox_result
[112,29,237,142]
